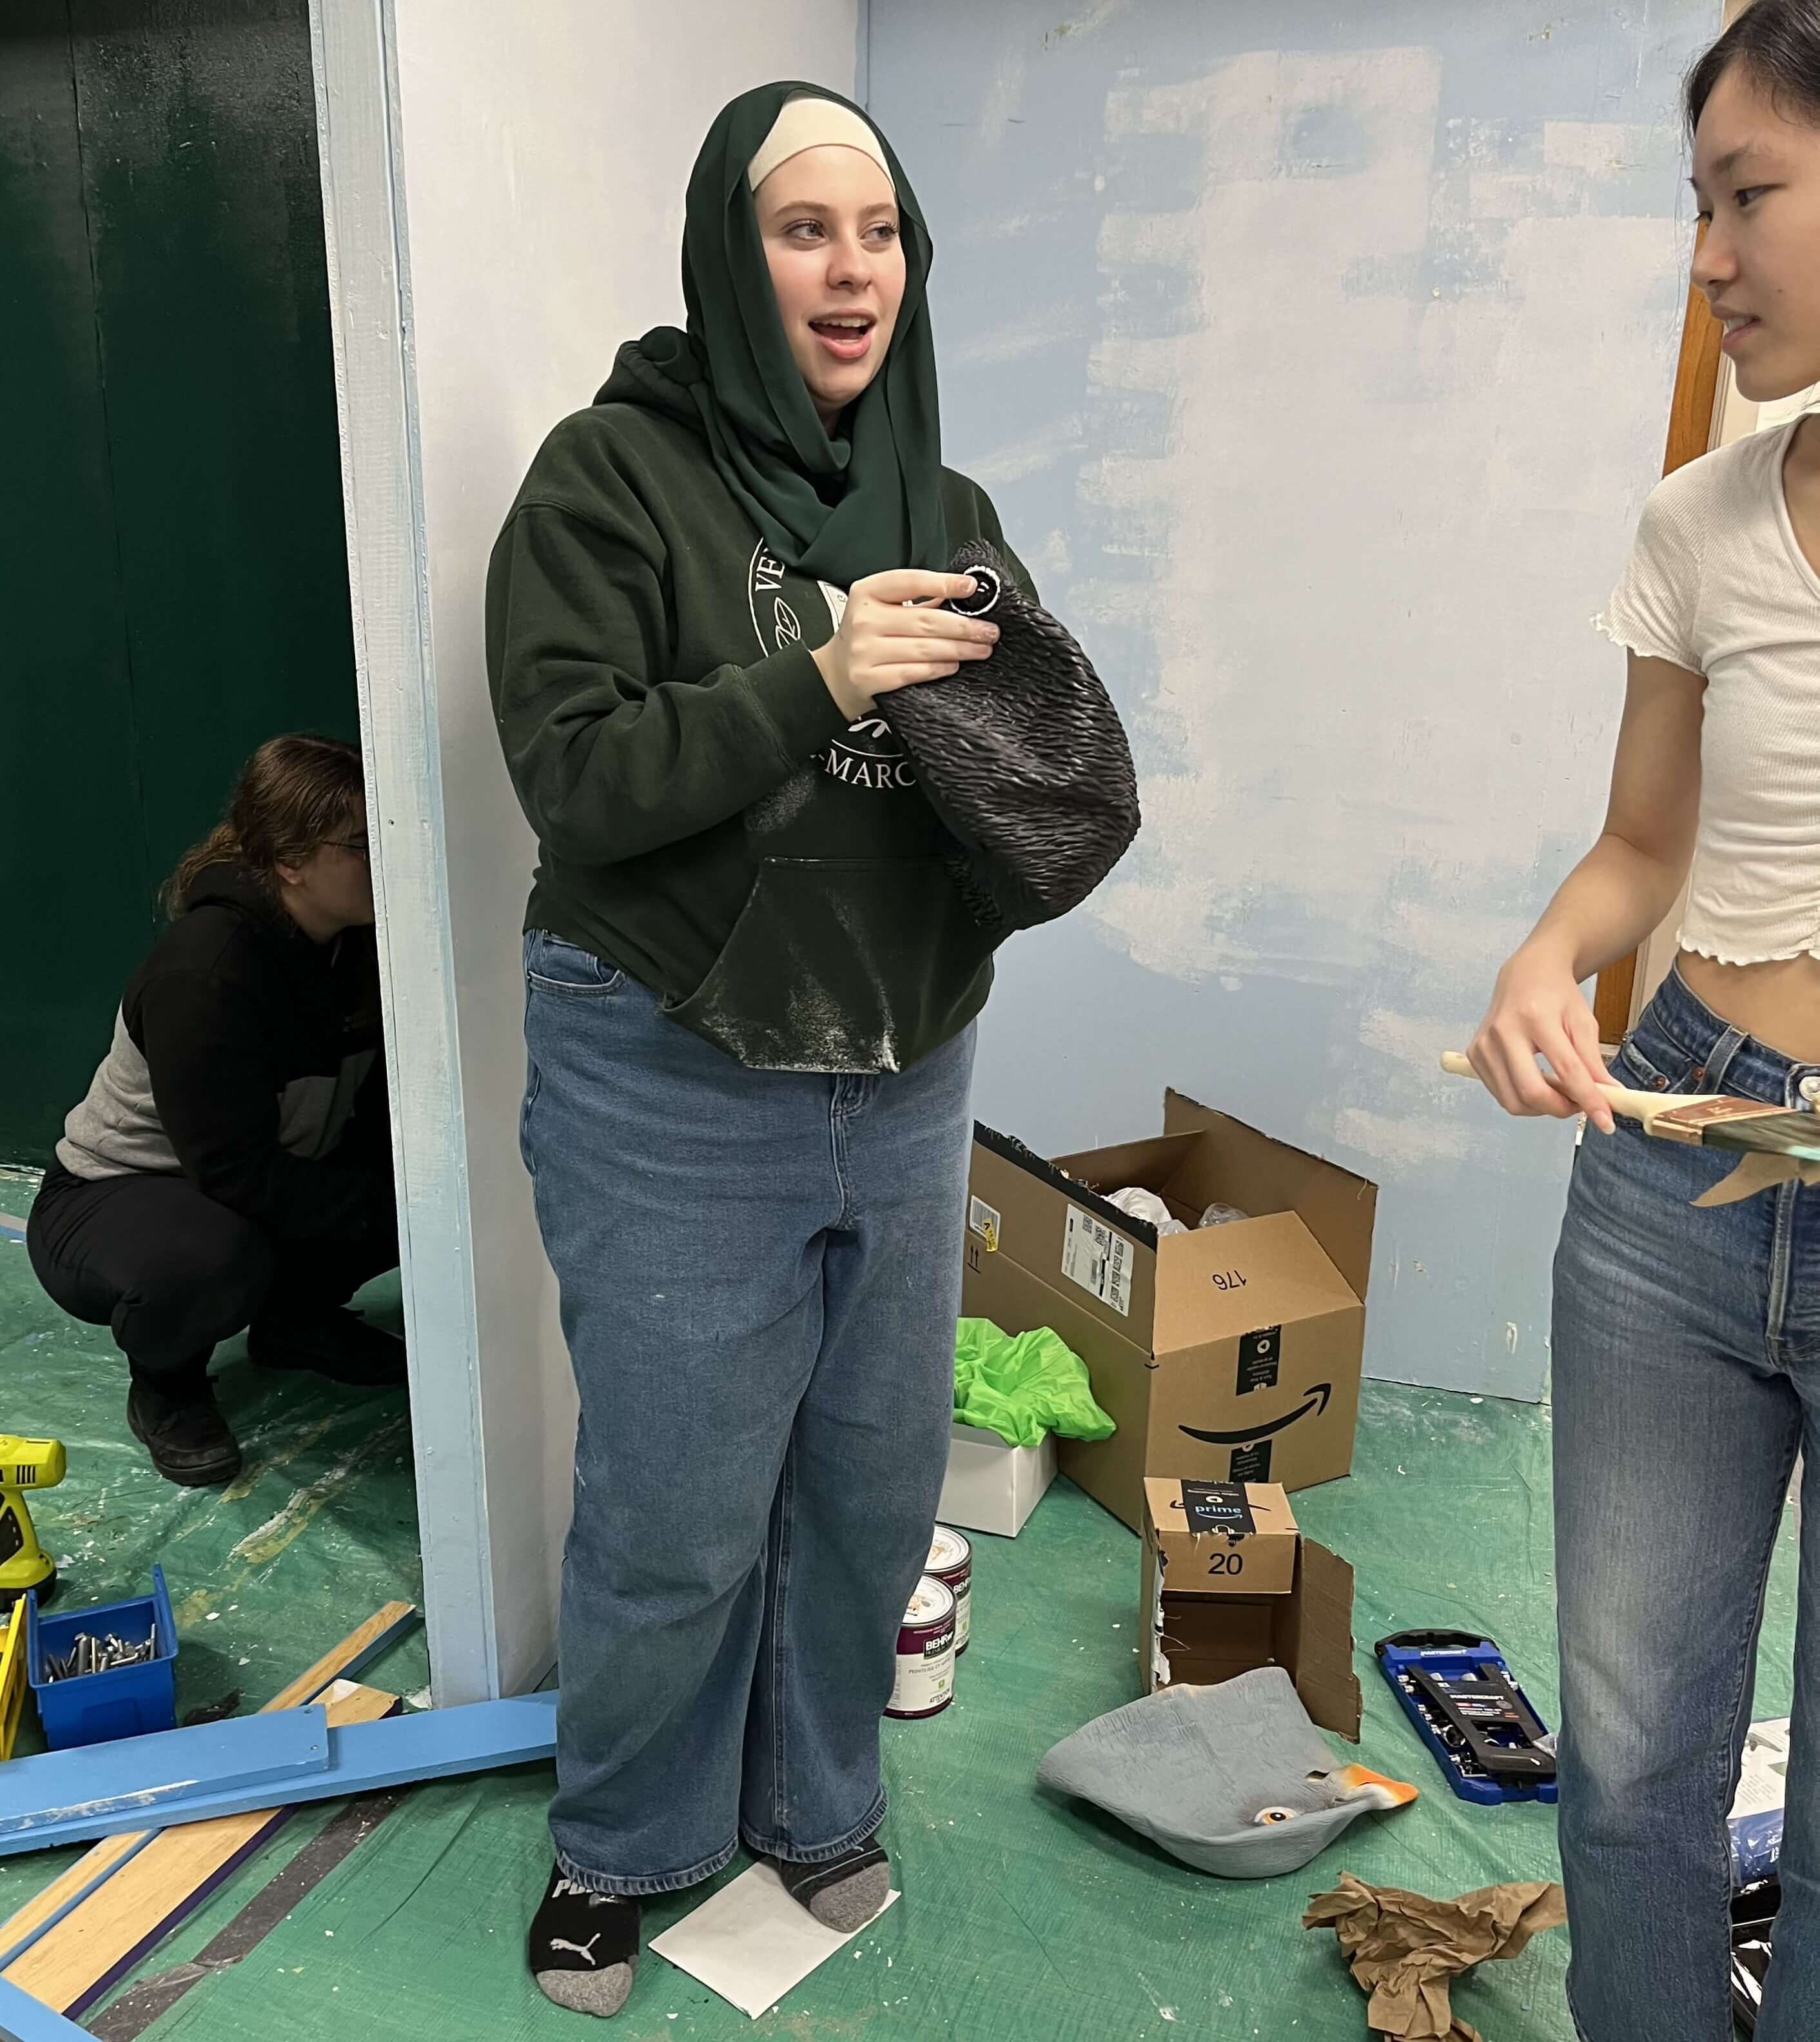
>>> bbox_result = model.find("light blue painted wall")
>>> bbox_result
[867,0,1718,1400]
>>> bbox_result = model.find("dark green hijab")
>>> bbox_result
[632,81,947,589]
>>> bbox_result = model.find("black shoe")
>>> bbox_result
[248,1306,407,1388]
[128,1383,243,1488]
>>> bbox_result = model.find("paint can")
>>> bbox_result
[926,1526,972,1654]
[885,1576,956,1720]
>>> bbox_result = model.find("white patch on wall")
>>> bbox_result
[1334,1105,1469,1174]
[1053,46,1683,1176]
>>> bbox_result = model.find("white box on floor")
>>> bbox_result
[937,1422,1057,1538]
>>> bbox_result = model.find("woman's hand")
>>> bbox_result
[812,569,999,721]
[1466,942,1616,1134]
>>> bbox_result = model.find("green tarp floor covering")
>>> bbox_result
[0,1184,1799,2041]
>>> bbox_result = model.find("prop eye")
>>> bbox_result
[1252,1805,1298,1826]
[949,564,1003,617]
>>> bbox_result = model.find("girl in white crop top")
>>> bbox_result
[1601,416,1820,971]
[1462,10,1820,2038]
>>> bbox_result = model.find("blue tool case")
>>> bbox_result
[1375,1629,1558,1806]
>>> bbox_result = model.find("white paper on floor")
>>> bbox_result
[648,1862,901,2018]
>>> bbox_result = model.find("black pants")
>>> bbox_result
[27,1161,398,1399]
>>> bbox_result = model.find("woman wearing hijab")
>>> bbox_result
[486,83,1033,2017]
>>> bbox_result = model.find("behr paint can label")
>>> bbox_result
[886,1575,956,1720]
[926,1525,972,1654]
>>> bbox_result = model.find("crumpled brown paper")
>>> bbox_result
[1302,1872,1567,2041]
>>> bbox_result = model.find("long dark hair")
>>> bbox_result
[162,733,365,918]
[1689,0,1820,132]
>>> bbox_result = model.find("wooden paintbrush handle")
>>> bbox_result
[1438,1051,1670,1123]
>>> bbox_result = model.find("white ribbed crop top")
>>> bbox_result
[1599,418,1820,967]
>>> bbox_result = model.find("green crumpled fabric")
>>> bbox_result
[952,1318,1116,1448]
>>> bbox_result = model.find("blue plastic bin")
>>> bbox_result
[25,1565,179,1749]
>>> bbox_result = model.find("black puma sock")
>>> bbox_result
[528,1866,640,2018]
[771,1837,892,1932]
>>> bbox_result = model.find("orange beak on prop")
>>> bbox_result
[1329,1762,1420,1811]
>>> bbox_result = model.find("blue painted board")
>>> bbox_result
[0,1693,557,1858]
[0,1706,329,1843]
[0,1974,86,2042]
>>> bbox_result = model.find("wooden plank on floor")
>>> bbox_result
[4,1682,398,2017]
[264,1600,418,1712]
[0,1601,416,1967]
[0,1836,146,1973]
[84,1787,406,2037]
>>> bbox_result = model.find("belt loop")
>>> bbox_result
[1703,1025,1747,1093]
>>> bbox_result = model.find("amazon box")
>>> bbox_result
[961,1091,1376,1535]
[1142,1478,1362,1740]
[1143,1477,1300,1595]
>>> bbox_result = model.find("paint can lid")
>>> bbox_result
[903,1575,955,1628]
[927,1526,971,1573]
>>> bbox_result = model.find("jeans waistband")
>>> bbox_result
[1637,965,1820,1109]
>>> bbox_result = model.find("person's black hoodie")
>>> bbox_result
[57,863,391,1242]
[485,341,1036,1075]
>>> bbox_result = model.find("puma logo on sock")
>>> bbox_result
[531,1864,640,2017]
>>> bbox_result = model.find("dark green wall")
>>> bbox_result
[0,0,357,1163]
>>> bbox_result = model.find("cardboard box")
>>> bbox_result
[937,1421,1056,1538]
[961,1090,1376,1534]
[1143,1477,1299,1595]
[1142,1482,1362,1740]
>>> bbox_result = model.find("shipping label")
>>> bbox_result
[1230,1439,1273,1484]
[1062,1204,1133,1317]
[1236,1326,1282,1395]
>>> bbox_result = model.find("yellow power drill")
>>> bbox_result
[0,1437,65,1609]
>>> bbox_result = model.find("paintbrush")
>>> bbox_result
[1440,1051,1820,1157]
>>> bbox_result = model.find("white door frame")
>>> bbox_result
[307,0,498,1705]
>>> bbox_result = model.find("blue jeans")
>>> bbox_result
[519,932,976,1895]
[1553,967,1819,2041]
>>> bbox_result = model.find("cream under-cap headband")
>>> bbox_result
[746,94,894,194]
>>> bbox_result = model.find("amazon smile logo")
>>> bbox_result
[1179,1382,1332,1448]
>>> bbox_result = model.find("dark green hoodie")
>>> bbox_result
[484,342,1035,1074]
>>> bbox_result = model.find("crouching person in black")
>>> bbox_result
[28,734,403,1487]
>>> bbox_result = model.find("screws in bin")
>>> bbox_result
[43,1630,157,1682]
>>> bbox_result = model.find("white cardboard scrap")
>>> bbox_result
[648,1862,901,2018]
[1732,1717,1792,1820]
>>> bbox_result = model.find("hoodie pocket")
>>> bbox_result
[663,857,988,1074]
